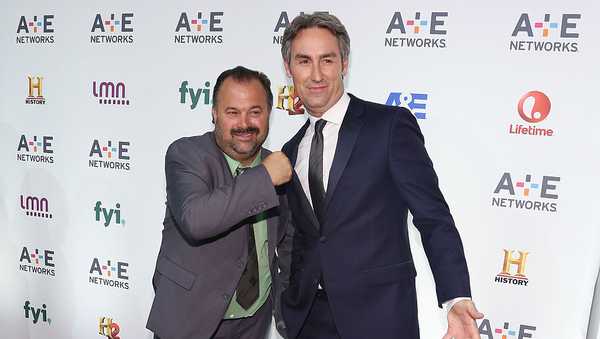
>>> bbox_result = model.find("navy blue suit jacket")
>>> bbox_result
[279,94,471,339]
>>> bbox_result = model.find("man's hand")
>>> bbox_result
[442,300,484,339]
[263,151,292,186]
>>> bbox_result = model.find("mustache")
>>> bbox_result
[231,127,259,135]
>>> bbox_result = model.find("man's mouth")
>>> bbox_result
[231,128,258,141]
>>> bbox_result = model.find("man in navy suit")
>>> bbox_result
[277,13,483,339]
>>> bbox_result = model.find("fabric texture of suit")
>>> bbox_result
[279,94,472,339]
[146,132,289,339]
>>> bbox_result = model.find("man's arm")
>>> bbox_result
[387,107,471,306]
[165,141,279,242]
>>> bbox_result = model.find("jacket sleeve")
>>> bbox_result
[165,141,280,242]
[387,107,472,307]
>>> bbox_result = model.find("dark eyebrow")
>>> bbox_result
[319,53,338,59]
[294,54,311,60]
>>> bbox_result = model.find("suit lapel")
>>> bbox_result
[324,95,365,210]
[283,121,320,232]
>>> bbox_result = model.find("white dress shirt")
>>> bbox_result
[294,92,469,313]
[295,93,350,206]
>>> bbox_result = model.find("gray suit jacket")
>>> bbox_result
[146,132,289,339]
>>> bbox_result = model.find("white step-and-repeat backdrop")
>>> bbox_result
[1,0,599,338]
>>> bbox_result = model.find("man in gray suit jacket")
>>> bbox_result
[147,66,292,339]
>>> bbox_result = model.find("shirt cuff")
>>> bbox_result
[442,297,472,316]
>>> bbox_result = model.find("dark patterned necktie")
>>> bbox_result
[309,119,327,227]
[234,166,259,309]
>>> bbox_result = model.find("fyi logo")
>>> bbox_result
[99,317,121,339]
[276,85,304,115]
[179,81,211,109]
[94,201,125,227]
[24,301,51,325]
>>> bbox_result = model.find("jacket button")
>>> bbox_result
[319,236,327,243]
[222,293,230,301]
[237,260,244,269]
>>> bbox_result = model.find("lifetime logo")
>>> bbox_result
[16,15,55,44]
[479,319,536,339]
[509,91,553,137]
[492,172,559,213]
[19,246,55,277]
[272,11,330,45]
[99,317,121,339]
[276,85,304,115]
[174,12,224,44]
[92,81,130,105]
[386,92,428,119]
[94,201,125,227]
[90,13,134,44]
[494,249,529,287]
[89,258,130,290]
[385,12,448,48]
[20,195,52,219]
[510,13,580,52]
[24,301,51,325]
[25,76,45,105]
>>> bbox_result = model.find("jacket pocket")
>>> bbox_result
[359,261,416,286]
[156,256,196,290]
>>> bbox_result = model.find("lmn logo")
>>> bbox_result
[92,81,130,105]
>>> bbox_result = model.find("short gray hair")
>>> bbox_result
[281,13,350,64]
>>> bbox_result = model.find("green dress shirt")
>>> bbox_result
[222,151,272,319]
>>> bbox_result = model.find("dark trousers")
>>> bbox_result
[297,290,341,339]
[154,297,272,339]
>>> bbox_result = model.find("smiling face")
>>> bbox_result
[284,27,348,117]
[212,77,270,166]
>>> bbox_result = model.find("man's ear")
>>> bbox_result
[341,56,349,77]
[283,59,292,78]
[211,108,217,124]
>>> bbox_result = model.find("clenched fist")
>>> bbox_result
[263,151,292,186]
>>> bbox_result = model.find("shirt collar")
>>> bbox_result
[222,149,262,176]
[306,92,350,126]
